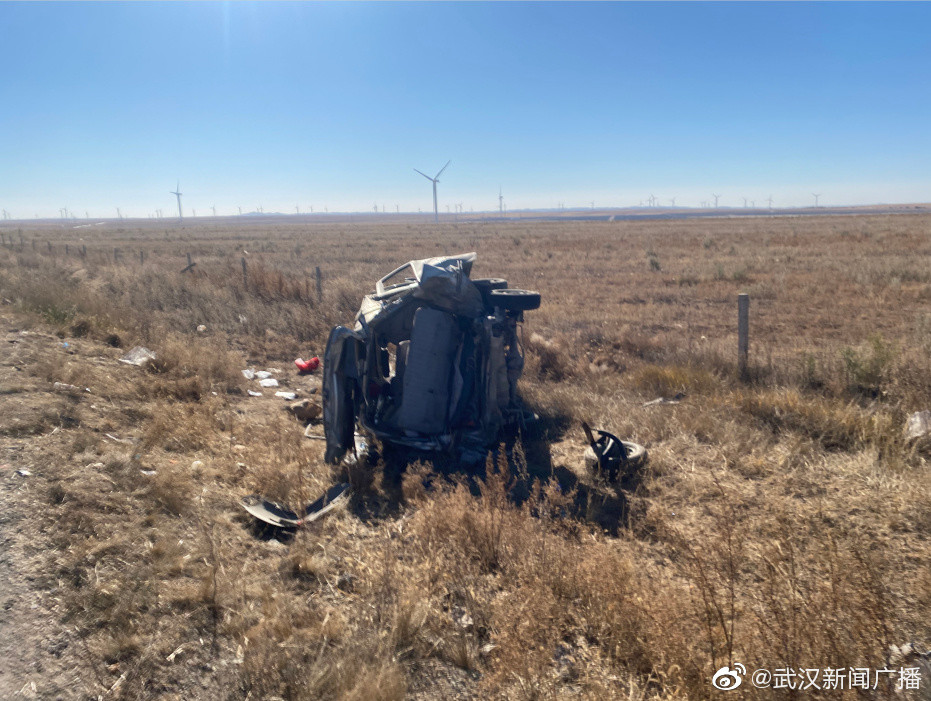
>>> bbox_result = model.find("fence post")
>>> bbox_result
[82,245,87,258]
[315,266,323,302]
[66,244,70,255]
[738,293,749,380]
[47,241,52,254]
[140,250,145,265]
[241,257,248,288]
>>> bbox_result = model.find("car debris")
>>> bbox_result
[259,378,279,388]
[240,482,350,528]
[275,390,298,400]
[295,356,320,374]
[905,410,931,441]
[581,421,647,482]
[242,369,256,380]
[120,346,156,367]
[322,252,540,465]
[247,390,262,397]
[642,392,685,407]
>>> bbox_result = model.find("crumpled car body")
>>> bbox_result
[323,252,539,465]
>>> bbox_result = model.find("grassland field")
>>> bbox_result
[0,213,929,700]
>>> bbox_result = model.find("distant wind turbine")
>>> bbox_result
[212,205,217,217]
[116,207,122,220]
[414,160,451,223]
[713,193,721,208]
[766,195,773,210]
[499,187,504,214]
[669,198,676,207]
[742,197,748,208]
[170,181,183,220]
[812,193,821,207]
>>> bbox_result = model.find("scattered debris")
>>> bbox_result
[288,399,322,422]
[247,390,262,397]
[275,390,298,400]
[16,469,31,477]
[240,482,350,528]
[120,346,156,367]
[304,425,325,440]
[295,356,320,374]
[196,324,207,333]
[242,368,256,380]
[643,392,685,407]
[52,381,85,393]
[191,460,204,470]
[104,433,135,445]
[255,370,273,380]
[140,469,157,476]
[905,410,931,441]
[582,421,647,482]
[259,378,279,388]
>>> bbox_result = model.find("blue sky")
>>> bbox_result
[2,1,930,218]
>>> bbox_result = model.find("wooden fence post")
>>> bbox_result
[140,250,145,265]
[65,244,69,255]
[181,253,196,274]
[738,293,749,379]
[47,241,52,254]
[241,257,248,288]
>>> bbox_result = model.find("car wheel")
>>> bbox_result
[488,288,541,311]
[473,278,509,309]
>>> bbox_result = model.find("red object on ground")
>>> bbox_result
[295,356,320,374]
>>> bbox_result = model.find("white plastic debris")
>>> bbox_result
[255,370,273,380]
[905,410,931,441]
[120,346,156,367]
[259,378,279,388]
[242,369,255,380]
[275,391,298,400]
[247,390,262,397]
[52,382,81,393]
[196,324,207,333]
[16,469,31,477]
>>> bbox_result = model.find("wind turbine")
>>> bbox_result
[713,193,721,208]
[413,160,450,223]
[766,195,773,210]
[499,187,504,214]
[170,181,183,220]
[669,198,676,207]
[742,197,748,208]
[812,193,821,207]
[212,205,217,217]
[116,207,122,220]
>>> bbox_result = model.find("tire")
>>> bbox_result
[622,441,647,470]
[471,277,508,292]
[488,288,541,311]
[473,278,509,309]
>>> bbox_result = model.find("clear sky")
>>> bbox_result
[2,1,930,218]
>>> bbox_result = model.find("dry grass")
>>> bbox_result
[0,213,929,698]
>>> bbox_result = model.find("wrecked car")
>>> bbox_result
[322,253,540,465]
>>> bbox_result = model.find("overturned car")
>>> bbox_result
[322,253,540,465]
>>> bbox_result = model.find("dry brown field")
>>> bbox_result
[0,213,929,699]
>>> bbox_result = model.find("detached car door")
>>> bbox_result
[322,326,364,464]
